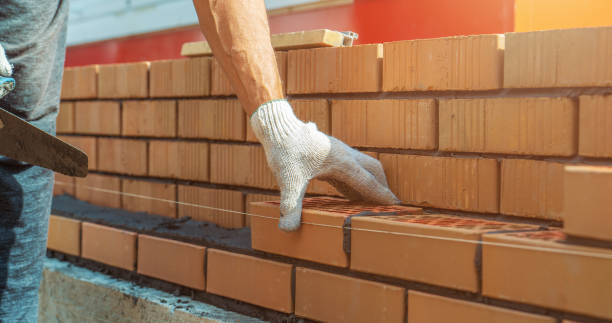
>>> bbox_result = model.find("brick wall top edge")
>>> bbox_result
[383,33,504,45]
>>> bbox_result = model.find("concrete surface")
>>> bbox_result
[39,257,264,323]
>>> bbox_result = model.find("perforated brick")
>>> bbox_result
[579,95,612,158]
[122,100,176,137]
[121,179,177,218]
[483,230,612,320]
[98,62,149,98]
[178,99,245,141]
[74,101,121,135]
[351,213,537,291]
[75,174,121,208]
[98,138,147,176]
[149,57,211,97]
[61,65,98,99]
[148,141,209,181]
[56,102,74,134]
[249,196,421,267]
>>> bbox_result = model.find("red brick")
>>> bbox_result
[500,159,564,220]
[75,174,121,208]
[383,34,504,91]
[98,62,149,98]
[247,99,330,143]
[58,136,97,170]
[380,154,499,213]
[148,141,209,181]
[47,215,81,256]
[56,102,74,134]
[579,95,612,158]
[245,193,279,227]
[295,267,405,323]
[74,101,121,135]
[149,57,211,97]
[98,138,148,176]
[483,230,612,320]
[137,235,205,290]
[178,99,245,140]
[81,222,137,270]
[61,65,98,99]
[331,99,437,149]
[54,173,75,196]
[505,27,612,88]
[211,52,287,96]
[122,179,176,218]
[122,100,176,137]
[564,165,612,241]
[206,249,293,313]
[178,185,244,228]
[440,97,577,156]
[408,291,555,323]
[351,213,537,291]
[250,197,421,267]
[287,44,382,94]
[210,144,276,189]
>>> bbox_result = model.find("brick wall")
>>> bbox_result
[52,26,612,322]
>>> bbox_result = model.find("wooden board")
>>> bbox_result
[181,29,354,57]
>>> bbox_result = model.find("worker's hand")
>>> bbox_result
[0,44,14,99]
[251,100,399,231]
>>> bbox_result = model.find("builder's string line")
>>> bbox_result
[54,180,612,260]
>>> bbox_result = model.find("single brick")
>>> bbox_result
[149,141,209,181]
[246,99,329,142]
[579,95,612,158]
[61,65,98,99]
[564,165,612,241]
[207,249,293,313]
[439,97,577,156]
[295,267,405,323]
[211,52,287,96]
[287,44,383,94]
[505,27,612,88]
[250,197,421,267]
[58,136,97,170]
[47,215,81,256]
[408,291,555,323]
[54,173,75,196]
[81,223,137,271]
[122,179,177,218]
[74,101,121,135]
[383,34,504,91]
[500,159,564,220]
[483,230,612,320]
[178,99,245,141]
[352,213,537,291]
[210,144,276,189]
[122,100,176,137]
[331,99,437,149]
[75,174,121,208]
[245,193,279,227]
[178,185,244,228]
[98,138,148,176]
[56,102,74,134]
[149,57,211,97]
[380,154,499,213]
[98,62,149,98]
[137,235,205,290]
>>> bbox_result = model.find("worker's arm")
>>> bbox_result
[192,0,399,232]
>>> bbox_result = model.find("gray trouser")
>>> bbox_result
[0,1,69,321]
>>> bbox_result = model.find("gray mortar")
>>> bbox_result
[52,195,252,251]
[40,257,263,322]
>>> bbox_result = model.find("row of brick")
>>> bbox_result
[48,216,567,322]
[48,211,610,321]
[58,95,612,158]
[61,27,612,100]
[53,173,283,228]
[55,134,600,221]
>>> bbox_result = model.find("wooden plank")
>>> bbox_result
[181,29,352,57]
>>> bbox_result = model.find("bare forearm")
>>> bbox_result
[192,0,284,115]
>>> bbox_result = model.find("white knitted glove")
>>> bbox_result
[251,100,400,231]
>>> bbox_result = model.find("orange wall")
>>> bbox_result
[515,0,612,32]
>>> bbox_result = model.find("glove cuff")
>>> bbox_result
[250,99,304,144]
